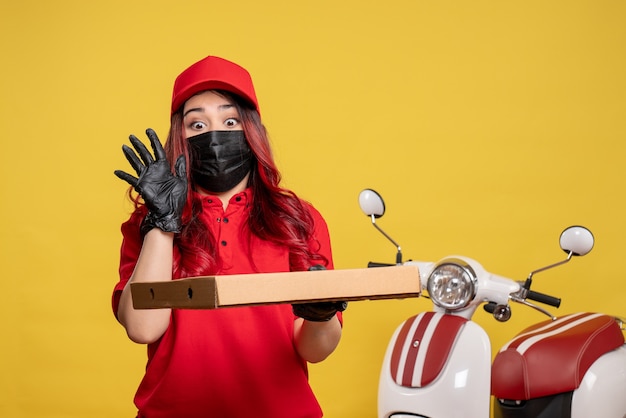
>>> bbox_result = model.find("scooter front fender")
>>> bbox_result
[378,312,491,418]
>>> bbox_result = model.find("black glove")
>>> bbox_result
[292,265,348,322]
[114,128,187,235]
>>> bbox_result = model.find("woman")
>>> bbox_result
[113,55,345,418]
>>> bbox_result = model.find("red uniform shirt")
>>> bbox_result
[112,189,336,418]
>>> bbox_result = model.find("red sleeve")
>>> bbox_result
[111,208,145,317]
[305,202,334,270]
[303,203,344,324]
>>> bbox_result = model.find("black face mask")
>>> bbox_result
[187,131,253,193]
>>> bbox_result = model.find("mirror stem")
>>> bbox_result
[370,214,403,264]
[524,251,573,289]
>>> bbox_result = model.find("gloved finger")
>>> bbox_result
[129,134,155,166]
[146,128,167,162]
[335,301,348,312]
[122,144,145,175]
[309,264,326,271]
[174,154,186,179]
[114,170,138,187]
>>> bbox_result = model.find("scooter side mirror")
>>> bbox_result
[359,188,385,218]
[560,226,594,256]
[525,225,595,286]
[359,188,402,264]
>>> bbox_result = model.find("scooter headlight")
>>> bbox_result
[427,258,477,310]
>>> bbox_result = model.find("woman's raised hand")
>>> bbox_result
[115,128,187,234]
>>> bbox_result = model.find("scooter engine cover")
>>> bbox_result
[389,312,468,387]
[492,312,624,400]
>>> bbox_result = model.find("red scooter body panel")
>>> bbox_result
[492,312,624,400]
[389,312,468,387]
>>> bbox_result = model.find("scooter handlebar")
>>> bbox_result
[526,290,562,308]
[368,261,397,268]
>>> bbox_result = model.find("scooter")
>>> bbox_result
[358,188,626,418]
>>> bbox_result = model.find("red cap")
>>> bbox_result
[171,56,259,115]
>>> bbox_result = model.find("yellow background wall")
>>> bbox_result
[1,1,625,417]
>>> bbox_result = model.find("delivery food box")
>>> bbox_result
[131,265,421,309]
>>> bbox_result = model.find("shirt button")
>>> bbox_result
[223,217,229,223]
[221,240,227,246]
[235,196,242,202]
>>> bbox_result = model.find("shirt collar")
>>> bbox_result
[192,187,253,207]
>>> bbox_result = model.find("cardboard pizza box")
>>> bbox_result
[131,265,421,309]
